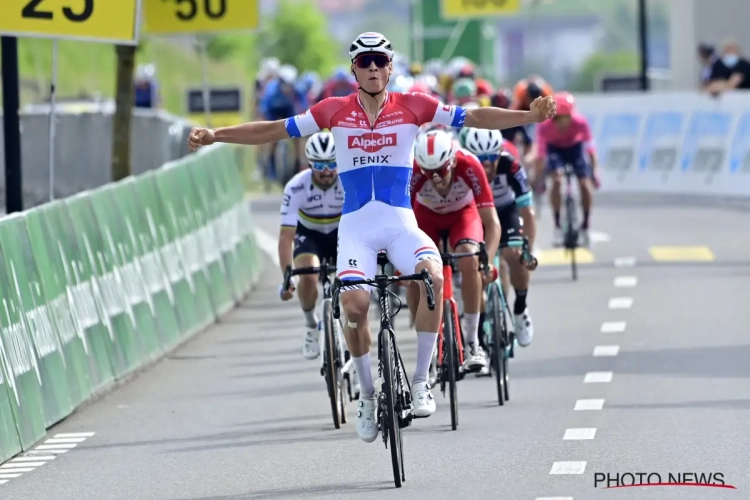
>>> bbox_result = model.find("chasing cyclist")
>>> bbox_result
[409,130,501,372]
[187,32,556,444]
[464,128,537,349]
[534,92,599,247]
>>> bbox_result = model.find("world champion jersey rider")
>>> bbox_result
[463,128,538,351]
[533,92,598,247]
[186,32,557,446]
[409,130,501,375]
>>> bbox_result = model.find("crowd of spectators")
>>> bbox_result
[697,39,750,96]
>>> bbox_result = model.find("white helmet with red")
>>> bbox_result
[414,130,457,172]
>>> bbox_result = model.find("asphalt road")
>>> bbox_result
[3,193,749,500]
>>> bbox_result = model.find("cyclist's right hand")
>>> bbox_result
[279,282,295,301]
[188,127,216,152]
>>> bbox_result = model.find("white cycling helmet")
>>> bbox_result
[259,57,280,79]
[464,128,504,156]
[305,132,336,162]
[279,64,298,84]
[349,32,394,61]
[414,130,457,171]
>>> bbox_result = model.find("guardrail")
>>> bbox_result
[577,91,750,197]
[0,107,195,209]
[0,144,261,463]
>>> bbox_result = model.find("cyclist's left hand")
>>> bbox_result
[529,96,557,122]
[592,169,602,189]
[188,127,215,152]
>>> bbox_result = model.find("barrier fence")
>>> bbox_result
[0,144,261,463]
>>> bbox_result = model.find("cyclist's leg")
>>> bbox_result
[337,222,378,442]
[572,142,594,245]
[499,204,534,347]
[408,204,443,325]
[292,227,323,359]
[449,208,486,369]
[388,210,443,417]
[546,147,565,245]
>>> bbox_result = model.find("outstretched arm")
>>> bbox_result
[464,96,556,130]
[214,120,290,146]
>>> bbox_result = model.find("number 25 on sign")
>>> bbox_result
[440,0,520,19]
[143,0,259,35]
[0,0,141,44]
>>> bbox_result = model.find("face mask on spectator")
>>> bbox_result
[723,54,739,67]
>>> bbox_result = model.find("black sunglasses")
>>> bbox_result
[354,53,390,69]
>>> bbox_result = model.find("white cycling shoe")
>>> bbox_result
[462,342,487,372]
[302,328,320,360]
[356,396,379,443]
[514,309,534,347]
[552,227,564,247]
[412,381,436,418]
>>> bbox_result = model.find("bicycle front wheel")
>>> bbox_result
[381,328,403,487]
[322,300,342,429]
[487,285,506,406]
[442,302,459,430]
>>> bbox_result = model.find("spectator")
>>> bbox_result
[705,39,750,95]
[697,43,719,88]
[134,64,160,109]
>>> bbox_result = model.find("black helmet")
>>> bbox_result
[526,81,542,100]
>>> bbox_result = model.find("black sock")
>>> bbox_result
[582,210,590,230]
[514,289,528,315]
[553,211,561,228]
[478,312,486,350]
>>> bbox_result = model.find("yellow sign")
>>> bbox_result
[143,0,258,35]
[0,0,140,44]
[440,0,520,19]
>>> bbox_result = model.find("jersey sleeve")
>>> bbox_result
[279,178,303,228]
[535,121,549,159]
[460,153,494,208]
[406,92,467,128]
[409,164,427,206]
[284,97,343,138]
[498,151,532,204]
[578,115,597,156]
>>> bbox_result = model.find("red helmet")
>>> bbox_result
[408,82,431,94]
[554,91,575,115]
[492,88,511,108]
[475,79,493,96]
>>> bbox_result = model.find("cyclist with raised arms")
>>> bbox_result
[187,32,556,444]
[464,128,537,348]
[534,91,599,247]
[409,130,501,371]
[277,132,344,357]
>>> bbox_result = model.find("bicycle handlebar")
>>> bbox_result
[331,268,435,320]
[282,263,337,292]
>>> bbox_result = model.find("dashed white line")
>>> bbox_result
[563,428,597,440]
[614,257,636,267]
[0,474,22,479]
[0,468,35,473]
[601,321,626,333]
[45,438,86,444]
[550,461,587,474]
[614,276,638,287]
[575,399,604,411]
[0,480,7,485]
[53,432,95,438]
[536,497,574,500]
[593,345,620,357]
[584,372,613,383]
[3,462,46,467]
[33,448,67,453]
[36,444,77,450]
[11,456,55,462]
[608,297,633,309]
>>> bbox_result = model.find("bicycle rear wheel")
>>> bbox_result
[442,301,459,430]
[335,319,348,423]
[381,328,403,487]
[565,193,578,281]
[322,300,342,429]
[487,285,506,406]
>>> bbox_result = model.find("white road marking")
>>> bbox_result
[536,497,574,500]
[254,228,279,266]
[36,444,77,450]
[584,372,613,383]
[11,456,55,462]
[590,231,611,244]
[550,461,587,474]
[0,480,7,484]
[614,257,636,267]
[601,321,626,333]
[45,438,86,444]
[575,399,604,410]
[0,474,21,479]
[593,345,620,357]
[0,468,34,473]
[53,432,95,438]
[563,428,597,440]
[608,297,633,309]
[36,449,67,454]
[4,461,45,467]
[614,276,638,287]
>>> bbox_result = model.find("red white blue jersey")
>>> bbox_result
[285,92,467,215]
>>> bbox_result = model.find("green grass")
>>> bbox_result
[0,36,257,116]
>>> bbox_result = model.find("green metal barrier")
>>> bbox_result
[0,144,259,464]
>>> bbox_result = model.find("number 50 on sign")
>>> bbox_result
[143,0,258,35]
[0,0,141,44]
[440,0,520,19]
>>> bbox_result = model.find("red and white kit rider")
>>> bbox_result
[411,149,494,249]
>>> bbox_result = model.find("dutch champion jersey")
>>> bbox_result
[280,169,344,234]
[285,92,467,215]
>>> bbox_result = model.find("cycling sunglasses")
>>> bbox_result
[476,154,500,163]
[310,161,337,172]
[354,53,390,69]
[420,162,452,179]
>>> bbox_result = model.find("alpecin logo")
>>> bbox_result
[347,133,397,153]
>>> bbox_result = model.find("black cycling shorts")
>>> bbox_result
[293,224,338,264]
[496,203,523,248]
